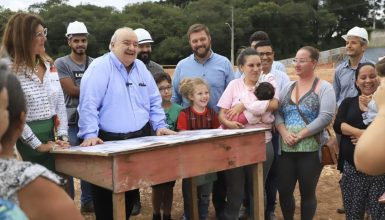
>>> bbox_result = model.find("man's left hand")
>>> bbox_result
[156,128,177,136]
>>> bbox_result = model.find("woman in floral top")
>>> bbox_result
[275,46,336,220]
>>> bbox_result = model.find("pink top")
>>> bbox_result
[217,74,278,143]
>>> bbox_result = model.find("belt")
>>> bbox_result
[98,122,151,141]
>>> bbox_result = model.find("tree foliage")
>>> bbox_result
[0,0,381,64]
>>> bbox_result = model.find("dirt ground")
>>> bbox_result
[75,165,346,220]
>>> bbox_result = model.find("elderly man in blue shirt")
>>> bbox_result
[78,27,175,220]
[171,23,234,220]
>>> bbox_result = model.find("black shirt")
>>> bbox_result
[333,96,368,172]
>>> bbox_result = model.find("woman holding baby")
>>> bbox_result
[216,47,278,220]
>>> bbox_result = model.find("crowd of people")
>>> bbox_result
[1,11,385,220]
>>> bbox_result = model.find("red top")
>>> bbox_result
[177,106,220,131]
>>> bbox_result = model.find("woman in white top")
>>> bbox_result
[1,12,69,171]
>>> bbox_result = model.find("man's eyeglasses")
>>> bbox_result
[257,52,273,57]
[35,28,48,39]
[159,85,172,92]
[292,59,312,65]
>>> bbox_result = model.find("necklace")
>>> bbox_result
[33,58,40,73]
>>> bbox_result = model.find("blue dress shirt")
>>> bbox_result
[333,56,373,106]
[171,52,234,112]
[78,52,167,139]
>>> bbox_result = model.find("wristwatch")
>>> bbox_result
[58,135,69,142]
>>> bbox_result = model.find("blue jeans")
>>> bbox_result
[182,178,213,220]
[67,125,93,205]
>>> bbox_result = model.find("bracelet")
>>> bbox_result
[58,135,69,142]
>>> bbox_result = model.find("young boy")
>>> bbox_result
[151,72,182,220]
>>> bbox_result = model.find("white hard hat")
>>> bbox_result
[66,21,89,38]
[134,28,154,44]
[342,26,369,44]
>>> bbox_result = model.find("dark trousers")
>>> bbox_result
[265,131,279,215]
[212,171,227,218]
[91,184,136,220]
[182,179,213,220]
[92,123,151,220]
[221,166,253,220]
[277,151,322,220]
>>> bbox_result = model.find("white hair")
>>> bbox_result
[109,27,134,51]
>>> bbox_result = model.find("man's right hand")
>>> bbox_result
[80,137,104,147]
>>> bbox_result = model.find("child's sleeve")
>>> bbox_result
[261,112,275,124]
[363,99,378,125]
[176,111,188,131]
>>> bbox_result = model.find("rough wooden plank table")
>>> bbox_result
[51,128,267,220]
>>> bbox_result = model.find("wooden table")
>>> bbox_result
[52,128,267,220]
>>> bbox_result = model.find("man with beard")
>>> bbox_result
[54,21,94,213]
[171,23,234,220]
[134,28,163,76]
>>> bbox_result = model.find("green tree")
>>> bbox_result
[162,0,198,8]
[0,0,376,65]
[324,0,371,37]
[0,7,14,35]
[28,0,68,13]
[182,0,234,58]
[122,2,187,64]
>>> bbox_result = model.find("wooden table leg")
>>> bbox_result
[187,177,199,220]
[252,163,264,220]
[113,192,126,220]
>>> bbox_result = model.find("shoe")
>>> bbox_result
[131,201,141,216]
[153,214,161,220]
[266,212,277,220]
[336,207,345,214]
[238,206,248,219]
[163,214,172,220]
[80,201,94,213]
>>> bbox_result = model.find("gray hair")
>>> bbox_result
[359,38,368,46]
[109,27,134,51]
